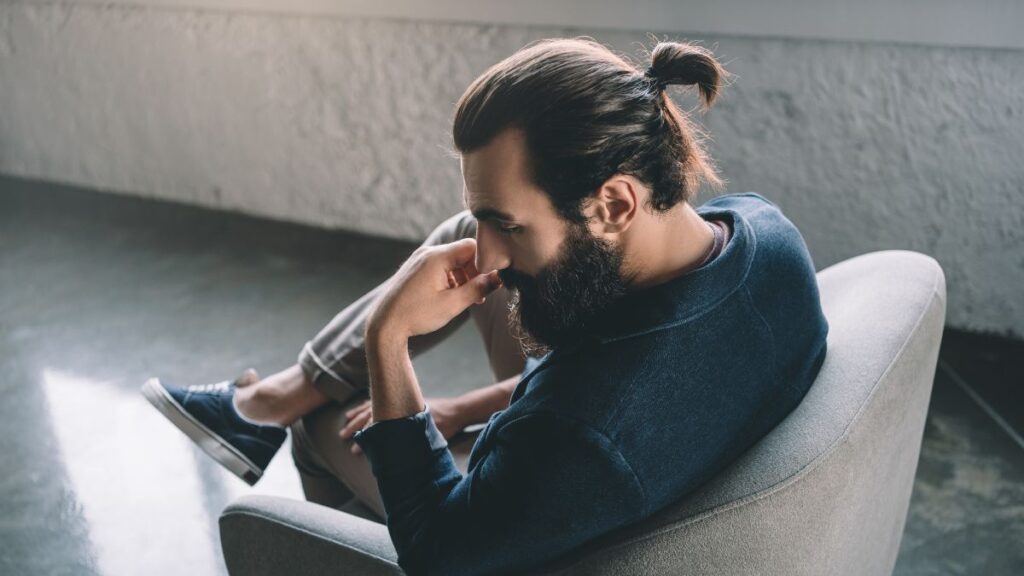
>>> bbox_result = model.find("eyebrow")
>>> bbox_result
[471,207,518,223]
[463,190,517,223]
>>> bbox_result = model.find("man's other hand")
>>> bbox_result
[339,396,467,455]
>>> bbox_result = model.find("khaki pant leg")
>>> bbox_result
[290,398,481,521]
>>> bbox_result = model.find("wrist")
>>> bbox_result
[366,316,409,348]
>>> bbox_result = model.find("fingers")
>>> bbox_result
[450,266,470,287]
[341,399,374,455]
[436,239,493,289]
[460,269,502,304]
[344,398,370,420]
[433,238,501,306]
[460,259,480,281]
[443,238,478,267]
[343,416,372,455]
[441,240,478,283]
[340,411,370,441]
[447,258,482,292]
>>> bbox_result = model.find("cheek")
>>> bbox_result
[514,236,553,277]
[528,229,568,273]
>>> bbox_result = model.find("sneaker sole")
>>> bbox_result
[141,377,263,486]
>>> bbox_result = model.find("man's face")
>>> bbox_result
[461,128,630,356]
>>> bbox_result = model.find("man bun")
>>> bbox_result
[646,42,727,108]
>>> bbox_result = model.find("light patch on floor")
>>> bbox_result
[41,368,303,575]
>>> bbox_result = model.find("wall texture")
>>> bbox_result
[1,2,1022,337]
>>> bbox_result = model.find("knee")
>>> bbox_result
[455,209,478,239]
[426,210,477,246]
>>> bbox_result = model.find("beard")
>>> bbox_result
[498,221,632,357]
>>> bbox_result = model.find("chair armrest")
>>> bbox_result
[219,495,403,576]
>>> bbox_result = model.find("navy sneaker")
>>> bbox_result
[141,374,287,486]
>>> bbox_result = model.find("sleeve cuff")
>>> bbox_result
[352,405,449,478]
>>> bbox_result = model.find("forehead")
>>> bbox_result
[460,128,541,219]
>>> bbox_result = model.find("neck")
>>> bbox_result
[622,201,714,290]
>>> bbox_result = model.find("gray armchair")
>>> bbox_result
[220,250,946,575]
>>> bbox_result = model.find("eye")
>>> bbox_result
[497,223,523,235]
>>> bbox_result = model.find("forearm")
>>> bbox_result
[454,376,519,426]
[365,324,426,421]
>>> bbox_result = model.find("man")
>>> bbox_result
[143,37,828,575]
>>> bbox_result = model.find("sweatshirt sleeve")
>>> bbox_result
[352,406,646,576]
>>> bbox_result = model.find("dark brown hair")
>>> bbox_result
[452,37,728,224]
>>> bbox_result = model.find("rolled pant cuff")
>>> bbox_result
[298,341,364,406]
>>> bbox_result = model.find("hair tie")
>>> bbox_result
[644,65,666,90]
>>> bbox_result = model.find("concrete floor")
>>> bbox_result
[1,175,1021,575]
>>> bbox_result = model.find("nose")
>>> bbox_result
[475,224,512,274]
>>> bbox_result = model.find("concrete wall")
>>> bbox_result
[1,2,1022,338]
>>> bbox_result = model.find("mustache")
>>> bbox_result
[497,268,532,290]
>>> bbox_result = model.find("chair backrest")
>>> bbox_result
[534,250,947,576]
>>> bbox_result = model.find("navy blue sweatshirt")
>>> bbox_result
[353,192,829,576]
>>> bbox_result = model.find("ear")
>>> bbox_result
[584,175,638,236]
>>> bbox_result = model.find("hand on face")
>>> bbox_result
[367,238,503,339]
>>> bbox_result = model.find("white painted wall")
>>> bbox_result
[1,2,1022,337]
[31,0,1024,50]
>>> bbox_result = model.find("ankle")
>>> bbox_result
[234,381,290,426]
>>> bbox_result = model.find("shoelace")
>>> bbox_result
[186,380,233,394]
